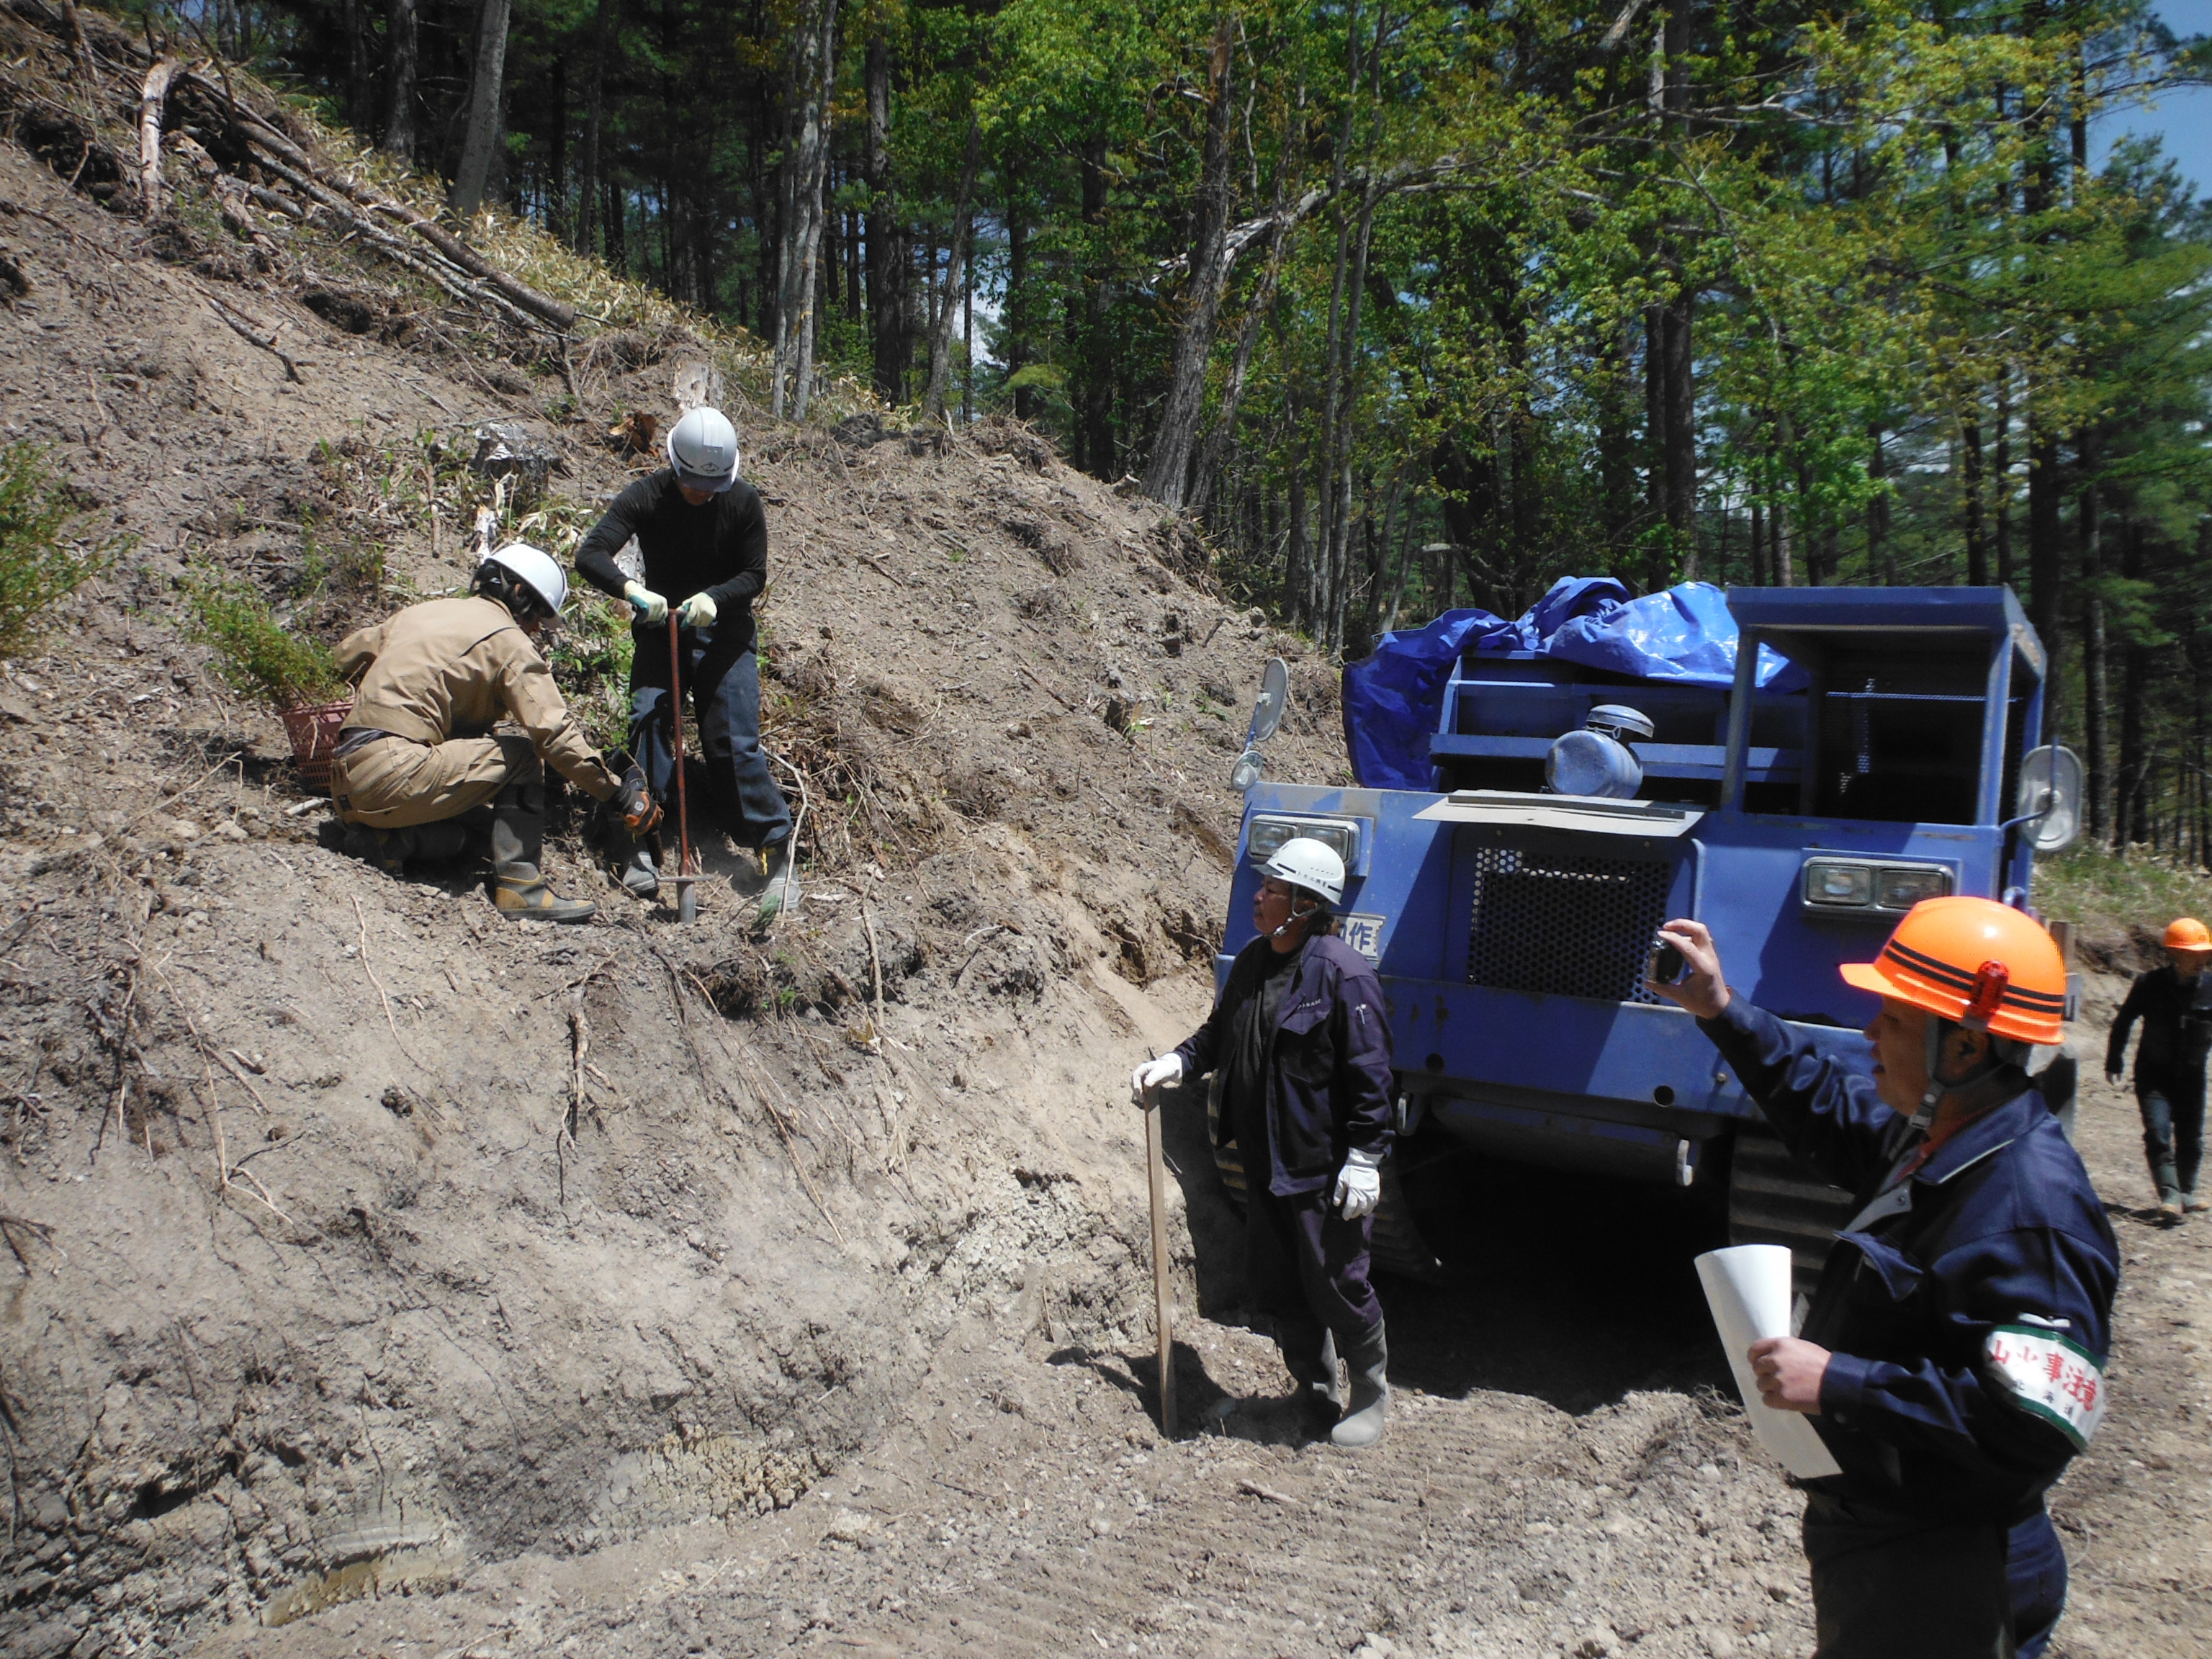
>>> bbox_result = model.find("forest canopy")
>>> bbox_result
[137,0,2212,858]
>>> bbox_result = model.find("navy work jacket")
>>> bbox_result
[1175,933,1394,1198]
[1701,999,2119,1527]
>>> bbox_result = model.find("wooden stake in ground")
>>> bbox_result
[1143,1069,1178,1437]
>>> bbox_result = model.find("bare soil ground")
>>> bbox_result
[0,60,2204,1659]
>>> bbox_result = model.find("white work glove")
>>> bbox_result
[677,591,719,629]
[624,581,667,625]
[1334,1148,1382,1220]
[1130,1053,1183,1107]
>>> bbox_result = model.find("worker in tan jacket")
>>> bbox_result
[331,543,660,922]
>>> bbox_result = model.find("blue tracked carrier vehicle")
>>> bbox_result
[1208,585,2082,1277]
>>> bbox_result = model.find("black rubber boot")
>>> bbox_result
[619,835,660,897]
[489,785,594,924]
[1277,1321,1343,1430]
[346,824,407,874]
[1331,1322,1388,1448]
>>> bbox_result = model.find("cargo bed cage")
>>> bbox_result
[1213,587,2065,1278]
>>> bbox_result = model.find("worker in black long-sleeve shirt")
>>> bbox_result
[2105,915,2212,1223]
[574,407,794,921]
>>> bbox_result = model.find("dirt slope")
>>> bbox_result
[0,119,1346,1658]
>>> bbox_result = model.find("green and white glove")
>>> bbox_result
[677,591,718,629]
[624,581,667,625]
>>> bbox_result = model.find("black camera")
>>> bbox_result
[1647,935,1687,986]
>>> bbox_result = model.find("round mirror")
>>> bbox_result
[1246,657,1290,745]
[2014,745,2083,853]
[1229,747,1265,793]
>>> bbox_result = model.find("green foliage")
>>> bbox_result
[2035,842,2212,942]
[0,442,122,660]
[182,570,346,711]
[542,592,635,757]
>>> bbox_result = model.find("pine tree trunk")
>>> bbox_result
[923,125,980,422]
[865,32,902,403]
[547,56,567,240]
[772,0,837,421]
[1005,158,1032,420]
[1961,405,1987,585]
[1079,137,1115,477]
[2080,445,2108,842]
[2117,513,2149,848]
[2027,414,2064,742]
[1143,19,1241,508]
[343,0,369,130]
[381,0,418,161]
[575,0,613,256]
[1993,369,2013,588]
[449,0,514,217]
[1190,211,1287,516]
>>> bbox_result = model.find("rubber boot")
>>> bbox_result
[1277,1321,1343,1431]
[755,837,797,926]
[346,824,407,874]
[489,787,595,924]
[1330,1323,1388,1448]
[408,820,469,863]
[620,835,660,898]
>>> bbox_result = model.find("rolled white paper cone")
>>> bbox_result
[1696,1244,1843,1480]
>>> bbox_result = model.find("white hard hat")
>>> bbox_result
[485,541,568,616]
[666,406,739,493]
[1261,837,1345,906]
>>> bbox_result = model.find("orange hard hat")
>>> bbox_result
[1840,896,2067,1045]
[2164,917,2211,950]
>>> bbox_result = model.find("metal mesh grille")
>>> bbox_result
[1465,845,1673,1003]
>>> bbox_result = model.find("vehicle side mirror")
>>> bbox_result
[2013,745,2083,853]
[1229,748,1264,793]
[1246,657,1289,745]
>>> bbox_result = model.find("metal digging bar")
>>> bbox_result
[667,611,697,924]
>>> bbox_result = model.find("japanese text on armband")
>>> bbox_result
[1984,1323,2109,1450]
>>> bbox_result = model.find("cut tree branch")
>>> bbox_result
[137,57,177,219]
[178,68,577,331]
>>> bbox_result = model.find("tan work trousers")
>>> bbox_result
[331,730,541,829]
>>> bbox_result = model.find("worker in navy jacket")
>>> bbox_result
[1653,900,2117,1659]
[1131,837,1396,1447]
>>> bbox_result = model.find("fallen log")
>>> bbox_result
[178,71,577,331]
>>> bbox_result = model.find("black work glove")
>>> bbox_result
[617,765,662,836]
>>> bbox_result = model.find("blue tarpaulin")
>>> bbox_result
[1341,579,1804,791]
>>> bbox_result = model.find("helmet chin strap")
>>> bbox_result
[1912,1017,2008,1132]
[1268,898,1318,942]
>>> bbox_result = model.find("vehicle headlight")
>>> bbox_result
[1804,860,1874,907]
[1801,858,1954,914]
[1247,815,1359,869]
[1876,866,1951,910]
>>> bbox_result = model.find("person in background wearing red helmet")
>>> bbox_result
[1650,899,2118,1659]
[2103,916,2212,1223]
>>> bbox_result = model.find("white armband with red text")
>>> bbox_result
[1983,1324,2108,1449]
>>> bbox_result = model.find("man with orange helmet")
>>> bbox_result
[2103,916,2212,1223]
[1652,898,2118,1659]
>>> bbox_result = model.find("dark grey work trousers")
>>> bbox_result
[2136,1079,2205,1203]
[1804,1493,2031,1659]
[1243,1180,1382,1349]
